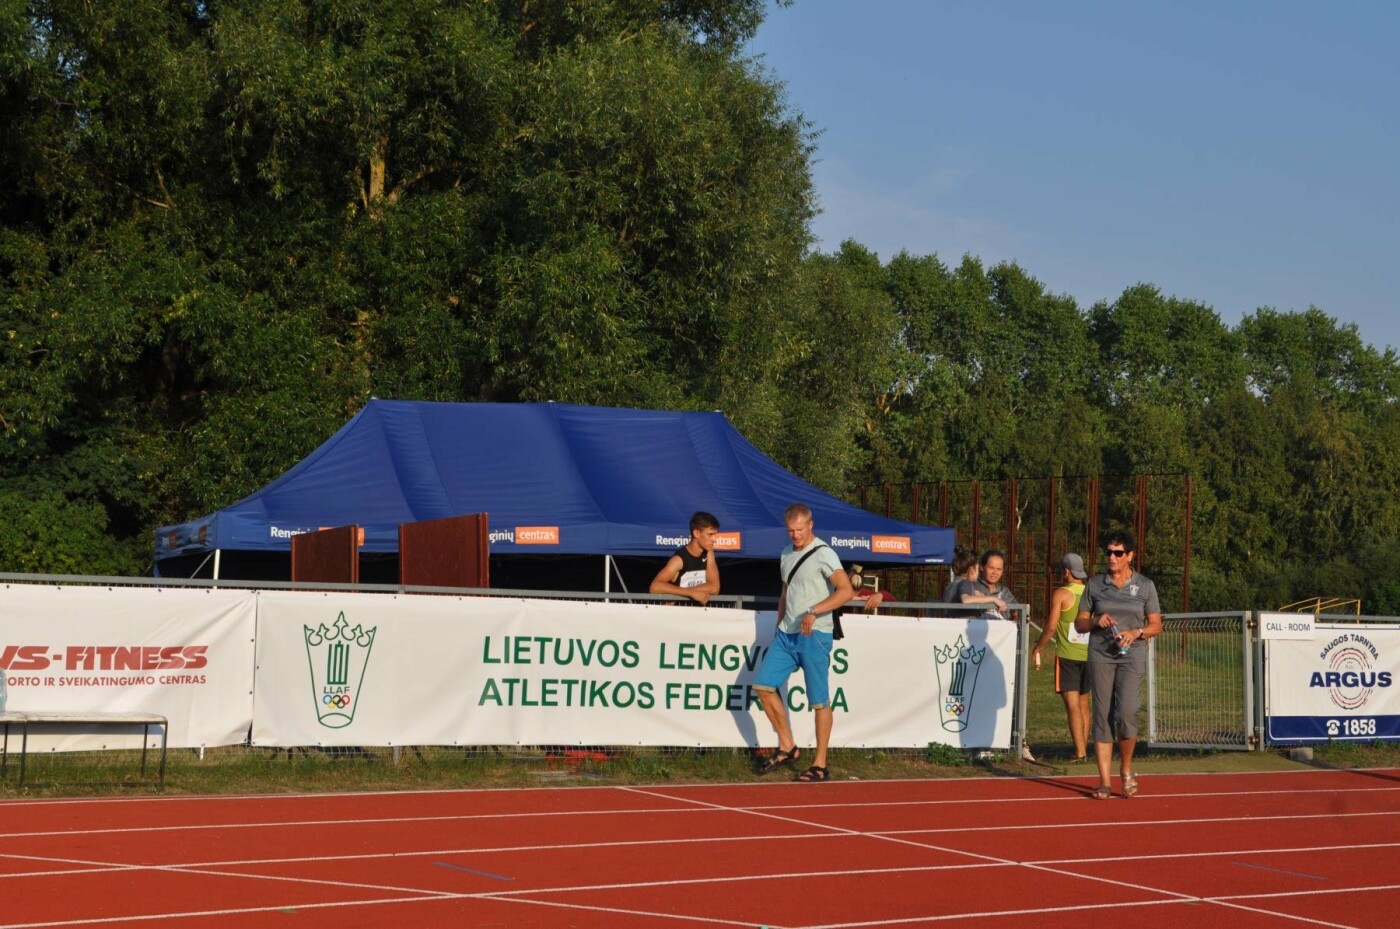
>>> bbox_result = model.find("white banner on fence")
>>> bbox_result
[1266,623,1400,742]
[1,585,257,749]
[252,591,1017,749]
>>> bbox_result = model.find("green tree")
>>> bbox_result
[0,0,813,573]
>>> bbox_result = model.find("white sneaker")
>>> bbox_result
[1020,744,1036,762]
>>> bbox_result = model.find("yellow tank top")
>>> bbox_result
[1053,582,1088,661]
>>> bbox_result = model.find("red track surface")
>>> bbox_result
[1,768,1397,927]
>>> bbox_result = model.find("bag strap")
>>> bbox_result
[784,542,826,588]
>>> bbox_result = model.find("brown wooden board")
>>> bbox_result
[290,525,361,584]
[398,513,489,589]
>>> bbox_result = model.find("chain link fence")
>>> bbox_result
[1148,612,1252,749]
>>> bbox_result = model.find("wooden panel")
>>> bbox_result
[398,513,490,589]
[291,525,361,584]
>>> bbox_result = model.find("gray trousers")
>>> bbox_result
[1087,658,1146,742]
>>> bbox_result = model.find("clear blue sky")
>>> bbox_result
[746,0,1400,353]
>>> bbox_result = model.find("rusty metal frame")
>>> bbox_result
[856,473,1193,613]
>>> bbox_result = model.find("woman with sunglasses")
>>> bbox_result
[1073,530,1162,799]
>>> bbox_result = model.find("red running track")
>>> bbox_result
[0,767,1397,927]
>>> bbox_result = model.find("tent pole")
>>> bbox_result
[604,555,611,600]
[213,549,221,582]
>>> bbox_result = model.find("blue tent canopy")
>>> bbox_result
[155,400,953,567]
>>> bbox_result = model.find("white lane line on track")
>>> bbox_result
[0,896,458,929]
[619,785,1012,866]
[1216,882,1400,902]
[0,831,837,869]
[1,764,1394,815]
[0,848,462,899]
[0,805,719,839]
[2,810,1395,873]
[5,834,1397,877]
[474,862,1010,897]
[4,768,1395,811]
[5,776,1396,929]
[621,785,1369,929]
[796,896,1359,929]
[10,833,1400,878]
[4,784,1397,841]
[1036,839,1400,865]
[879,808,1400,835]
[1,782,1391,929]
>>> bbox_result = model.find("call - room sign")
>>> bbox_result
[1259,612,1315,640]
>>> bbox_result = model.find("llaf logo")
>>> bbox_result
[304,612,377,728]
[933,635,986,732]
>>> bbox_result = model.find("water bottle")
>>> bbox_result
[1107,619,1132,658]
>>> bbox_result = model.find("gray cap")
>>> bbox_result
[1061,553,1088,579]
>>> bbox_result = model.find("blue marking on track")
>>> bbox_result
[433,861,515,882]
[1232,861,1326,881]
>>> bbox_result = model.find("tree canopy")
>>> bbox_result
[3,1,1398,611]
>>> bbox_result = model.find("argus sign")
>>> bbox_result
[1265,622,1400,744]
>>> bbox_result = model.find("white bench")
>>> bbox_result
[0,712,168,787]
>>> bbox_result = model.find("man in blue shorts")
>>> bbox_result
[754,503,854,782]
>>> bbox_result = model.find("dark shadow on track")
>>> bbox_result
[970,756,1105,797]
[1291,759,1400,785]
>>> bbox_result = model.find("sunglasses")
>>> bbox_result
[1105,549,1129,558]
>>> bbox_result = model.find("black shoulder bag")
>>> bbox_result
[784,544,846,640]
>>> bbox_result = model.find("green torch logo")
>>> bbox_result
[933,635,985,733]
[304,612,377,729]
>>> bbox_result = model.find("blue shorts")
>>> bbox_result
[754,631,834,709]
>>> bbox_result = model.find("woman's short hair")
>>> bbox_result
[951,548,978,575]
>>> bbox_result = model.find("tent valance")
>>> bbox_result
[155,400,953,566]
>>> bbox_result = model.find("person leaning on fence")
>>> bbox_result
[649,511,721,605]
[1074,530,1162,799]
[753,503,855,782]
[1031,553,1091,763]
[961,549,1018,620]
[940,548,980,604]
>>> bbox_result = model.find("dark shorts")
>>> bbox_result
[1054,656,1090,694]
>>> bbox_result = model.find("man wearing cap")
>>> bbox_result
[1031,554,1091,763]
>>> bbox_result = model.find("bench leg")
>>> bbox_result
[19,723,27,788]
[140,725,149,778]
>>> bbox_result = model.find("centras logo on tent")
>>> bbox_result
[872,535,911,554]
[1310,633,1392,711]
[515,526,559,545]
